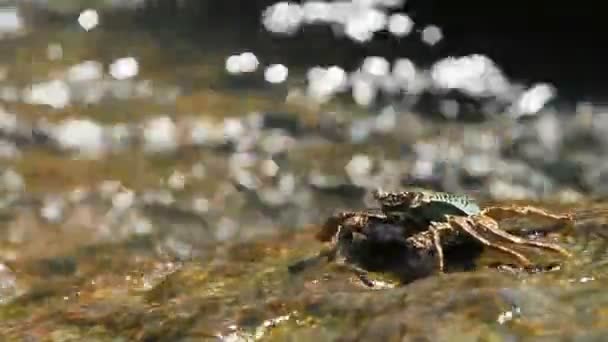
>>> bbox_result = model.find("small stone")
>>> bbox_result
[142,116,177,153]
[0,107,17,133]
[223,118,245,142]
[142,190,175,206]
[230,152,258,171]
[216,217,239,241]
[349,119,373,143]
[555,188,584,204]
[68,187,89,203]
[0,141,20,159]
[99,180,122,199]
[375,106,397,133]
[411,159,435,180]
[192,197,210,213]
[512,83,555,117]
[66,61,103,83]
[260,131,294,155]
[46,43,63,60]
[41,197,65,223]
[258,188,289,207]
[345,154,373,180]
[232,169,260,190]
[112,190,135,211]
[191,163,207,179]
[108,124,133,151]
[351,76,377,107]
[535,112,562,152]
[189,120,210,146]
[1,168,24,193]
[260,159,280,177]
[0,263,19,304]
[23,79,71,109]
[129,214,152,235]
[462,154,493,178]
[54,119,106,157]
[167,170,187,191]
[278,173,296,195]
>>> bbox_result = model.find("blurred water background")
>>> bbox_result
[0,1,608,340]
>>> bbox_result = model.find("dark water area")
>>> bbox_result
[111,0,608,105]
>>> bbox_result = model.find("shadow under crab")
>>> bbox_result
[289,190,574,286]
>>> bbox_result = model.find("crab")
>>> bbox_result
[370,190,574,271]
[288,189,574,286]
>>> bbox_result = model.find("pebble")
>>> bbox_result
[167,170,187,191]
[278,173,296,195]
[260,159,280,178]
[192,197,210,213]
[23,79,71,109]
[345,154,373,179]
[0,141,20,159]
[54,119,106,156]
[99,180,123,199]
[216,217,239,241]
[191,163,207,179]
[66,61,103,83]
[112,190,136,212]
[0,263,18,305]
[142,116,178,153]
[260,131,294,155]
[40,197,65,223]
[1,168,24,193]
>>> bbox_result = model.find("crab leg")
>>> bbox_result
[445,215,534,267]
[428,223,446,272]
[480,206,574,230]
[472,215,573,257]
[288,246,337,274]
[333,257,375,287]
